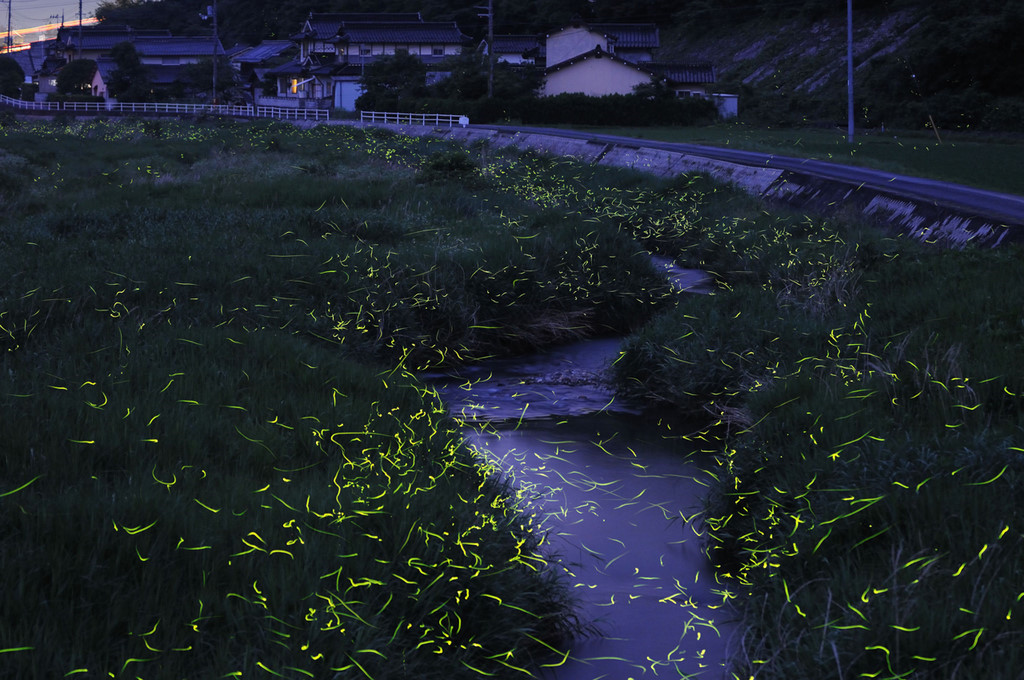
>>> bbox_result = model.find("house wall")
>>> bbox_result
[670,84,710,97]
[543,57,648,97]
[139,56,201,66]
[497,54,530,64]
[90,69,107,98]
[546,27,607,67]
[335,80,363,110]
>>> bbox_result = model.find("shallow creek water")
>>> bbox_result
[426,293,739,679]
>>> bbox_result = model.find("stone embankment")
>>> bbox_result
[365,122,1020,248]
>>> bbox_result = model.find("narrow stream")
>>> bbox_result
[427,274,739,680]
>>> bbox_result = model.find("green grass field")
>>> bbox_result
[562,123,1024,196]
[610,167,1024,678]
[2,114,1022,680]
[0,116,682,679]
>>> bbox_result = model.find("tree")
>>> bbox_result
[430,53,542,102]
[182,56,235,101]
[632,76,675,100]
[56,59,98,96]
[431,53,488,100]
[0,56,25,98]
[108,41,151,101]
[357,53,428,109]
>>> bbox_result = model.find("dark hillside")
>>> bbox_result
[95,0,1024,131]
[663,0,1024,130]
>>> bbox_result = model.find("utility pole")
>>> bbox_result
[6,0,12,54]
[487,0,493,98]
[212,0,218,104]
[476,0,494,98]
[202,2,219,104]
[78,0,83,60]
[847,0,854,143]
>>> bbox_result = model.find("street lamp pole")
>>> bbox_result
[847,0,854,143]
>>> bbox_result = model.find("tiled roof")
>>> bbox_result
[588,23,659,50]
[646,62,715,84]
[147,64,191,86]
[546,48,715,84]
[58,26,172,51]
[225,44,250,58]
[305,13,423,40]
[133,37,226,57]
[8,40,53,76]
[337,22,469,45]
[95,57,117,80]
[231,40,295,63]
[264,59,305,76]
[546,46,645,74]
[490,35,545,56]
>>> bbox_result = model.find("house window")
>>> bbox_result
[359,46,371,56]
[432,46,444,56]
[162,57,179,65]
[291,78,299,94]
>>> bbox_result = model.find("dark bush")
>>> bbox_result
[519,93,719,126]
[417,149,480,185]
[360,93,718,126]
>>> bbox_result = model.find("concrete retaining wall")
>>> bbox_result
[365,122,1020,248]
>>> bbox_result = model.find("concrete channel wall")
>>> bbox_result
[367,122,1019,248]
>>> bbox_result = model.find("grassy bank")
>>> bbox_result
[0,117,683,678]
[559,123,1024,196]
[611,173,1024,677]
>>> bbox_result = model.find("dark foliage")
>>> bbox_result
[56,59,98,96]
[520,92,719,126]
[107,41,152,102]
[0,56,25,98]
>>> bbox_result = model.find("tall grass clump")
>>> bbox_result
[0,323,574,679]
[612,186,1024,679]
[1,118,699,678]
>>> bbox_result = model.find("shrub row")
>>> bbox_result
[360,92,719,126]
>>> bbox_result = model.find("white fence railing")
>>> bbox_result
[0,94,330,121]
[360,110,469,128]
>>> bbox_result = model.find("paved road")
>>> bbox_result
[479,124,1024,226]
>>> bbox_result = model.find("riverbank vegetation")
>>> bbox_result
[0,117,678,679]
[5,115,1021,679]
[612,171,1024,675]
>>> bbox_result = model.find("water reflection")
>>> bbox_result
[466,416,735,679]
[430,337,737,679]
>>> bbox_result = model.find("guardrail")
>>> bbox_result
[360,110,469,128]
[0,94,330,121]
